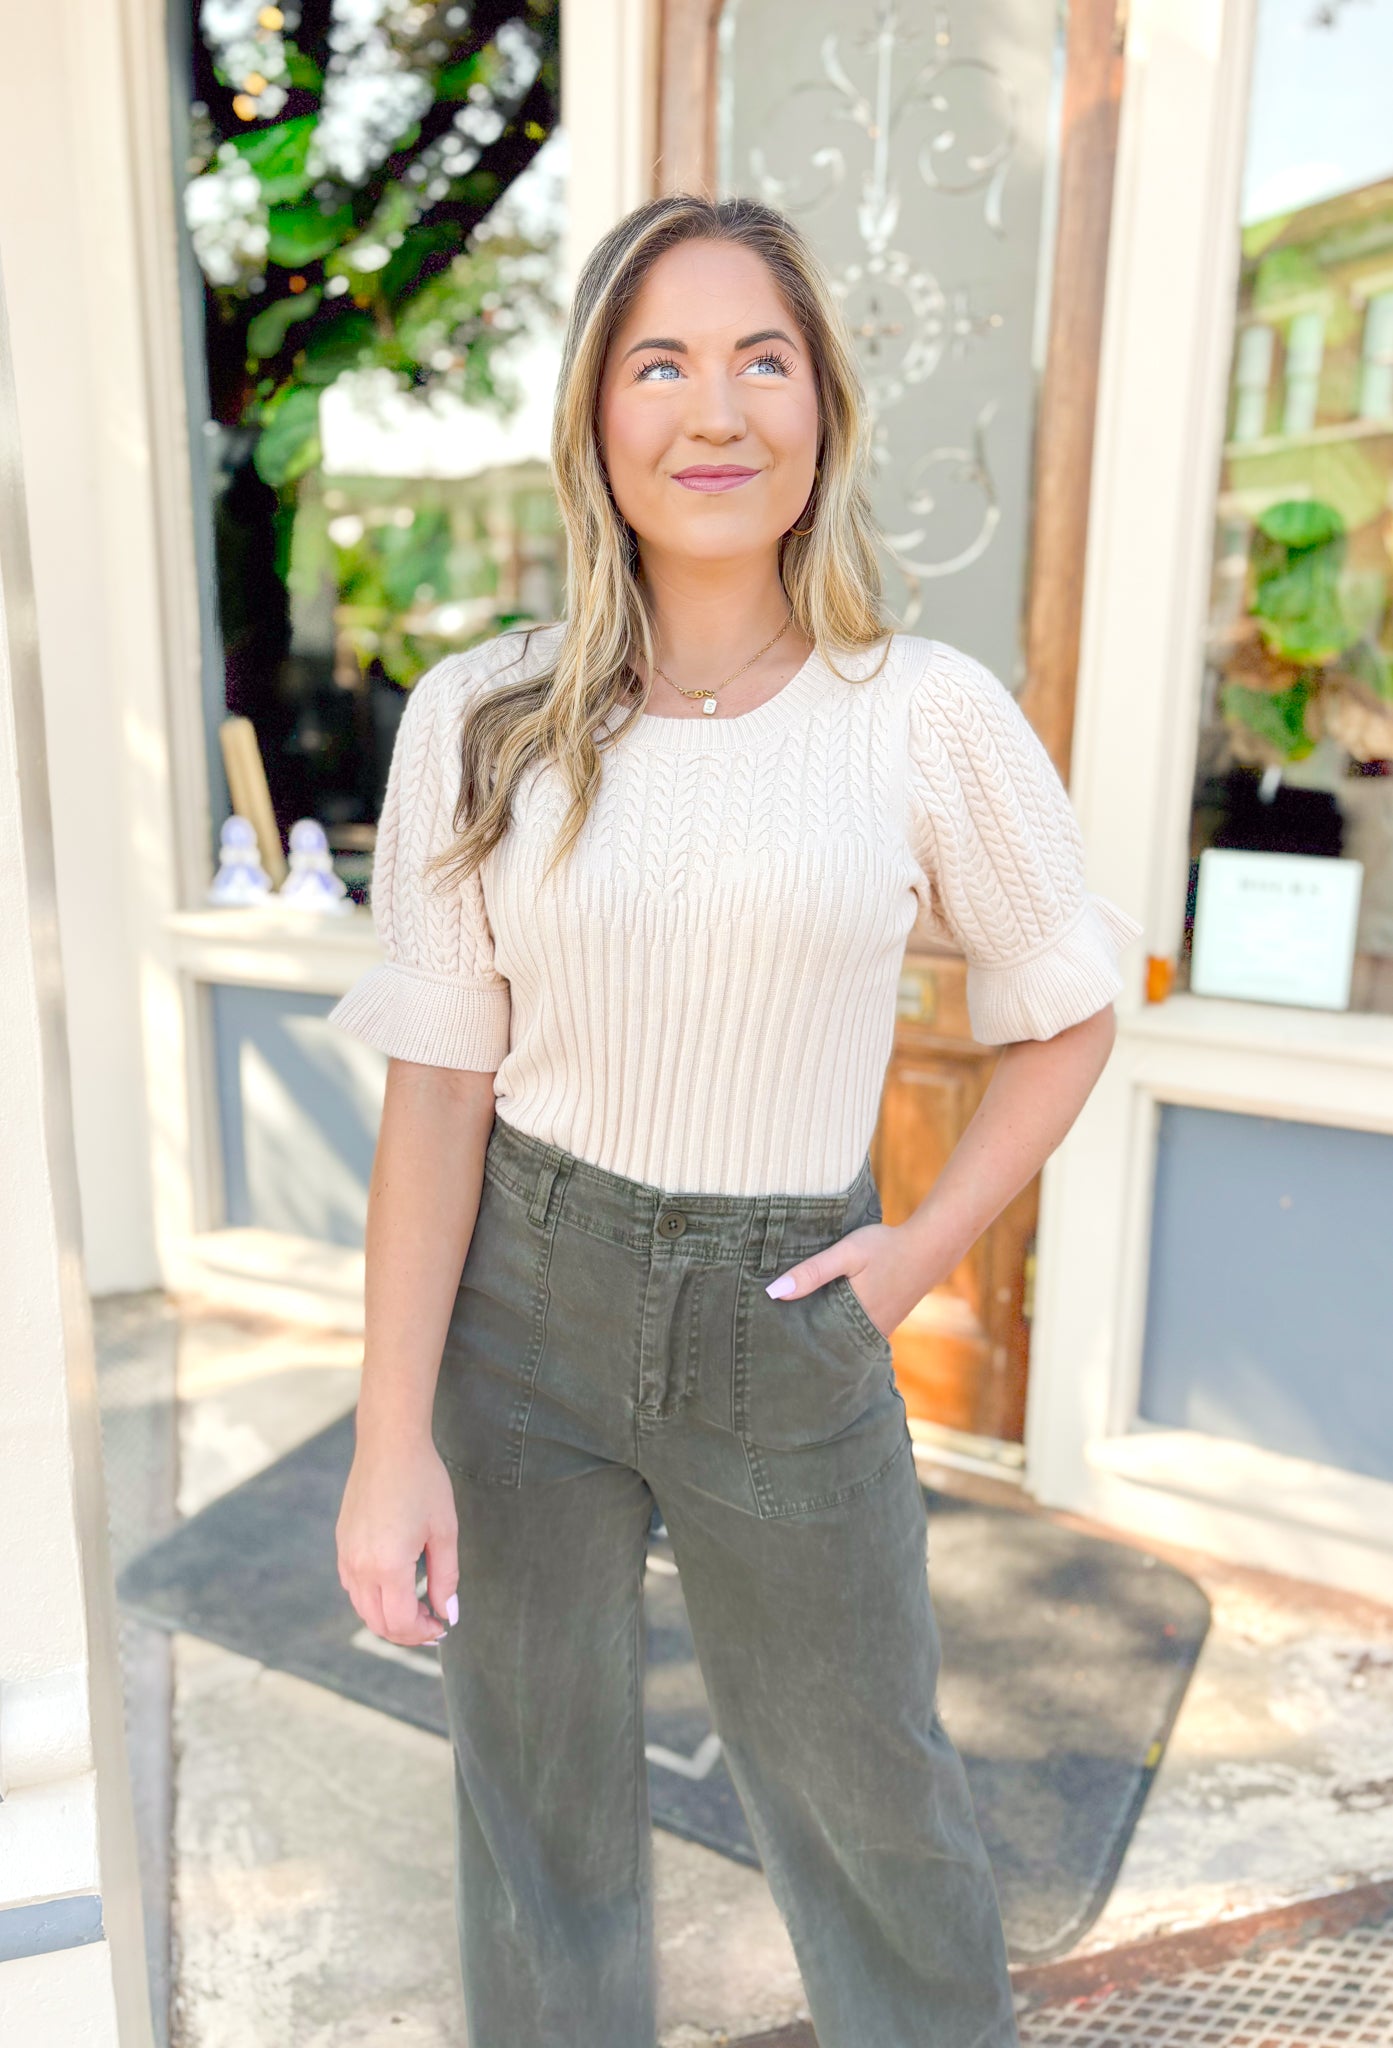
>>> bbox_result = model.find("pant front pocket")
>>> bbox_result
[828,1273,895,1359]
[733,1270,909,1519]
[432,1170,550,1487]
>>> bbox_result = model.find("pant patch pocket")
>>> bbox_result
[734,1273,908,1518]
[432,1173,548,1487]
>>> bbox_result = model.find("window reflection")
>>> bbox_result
[182,2,564,902]
[1186,0,1393,1011]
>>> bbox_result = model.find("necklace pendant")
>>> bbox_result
[701,696,718,716]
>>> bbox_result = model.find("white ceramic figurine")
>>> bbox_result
[279,817,354,915]
[207,815,273,905]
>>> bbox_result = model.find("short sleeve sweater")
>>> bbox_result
[327,622,1142,1195]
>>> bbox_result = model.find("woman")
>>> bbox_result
[329,194,1141,2048]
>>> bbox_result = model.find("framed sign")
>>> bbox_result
[1190,848,1363,1010]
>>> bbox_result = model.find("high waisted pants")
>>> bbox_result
[432,1111,1019,2048]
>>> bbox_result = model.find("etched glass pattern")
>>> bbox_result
[717,0,1066,687]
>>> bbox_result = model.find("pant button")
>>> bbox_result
[656,1210,687,1238]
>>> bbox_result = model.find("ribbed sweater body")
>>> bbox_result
[328,623,1141,1196]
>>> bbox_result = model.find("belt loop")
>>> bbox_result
[528,1156,560,1228]
[759,1200,785,1274]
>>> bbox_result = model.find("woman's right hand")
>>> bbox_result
[336,1427,460,1647]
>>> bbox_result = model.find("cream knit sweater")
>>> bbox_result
[328,623,1141,1195]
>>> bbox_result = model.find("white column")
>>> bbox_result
[0,256,154,2042]
[560,0,660,296]
[0,0,204,1294]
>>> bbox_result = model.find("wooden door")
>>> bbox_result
[656,0,1126,1446]
[868,955,1039,1443]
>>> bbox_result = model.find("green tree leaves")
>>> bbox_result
[254,384,322,489]
[229,114,317,206]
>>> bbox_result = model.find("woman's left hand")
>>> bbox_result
[764,1222,941,1342]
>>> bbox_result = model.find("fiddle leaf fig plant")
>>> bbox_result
[1220,497,1393,767]
[1248,499,1349,665]
[1221,673,1319,763]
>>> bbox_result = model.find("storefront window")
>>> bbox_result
[178,1,564,902]
[1183,0,1393,1012]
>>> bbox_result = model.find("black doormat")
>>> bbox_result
[118,1414,1209,1963]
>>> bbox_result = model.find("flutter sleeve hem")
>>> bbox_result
[965,892,1143,1045]
[327,961,511,1072]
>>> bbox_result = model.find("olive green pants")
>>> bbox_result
[433,1111,1019,2048]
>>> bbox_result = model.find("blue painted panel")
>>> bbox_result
[1139,1105,1393,1484]
[210,985,386,1248]
[0,1893,104,1962]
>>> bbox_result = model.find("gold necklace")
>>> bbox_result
[652,614,794,716]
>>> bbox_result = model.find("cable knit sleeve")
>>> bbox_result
[905,641,1143,1045]
[326,650,512,1071]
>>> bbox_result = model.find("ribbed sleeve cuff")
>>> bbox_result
[327,962,512,1072]
[966,893,1144,1045]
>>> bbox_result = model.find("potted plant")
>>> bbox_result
[1220,497,1393,767]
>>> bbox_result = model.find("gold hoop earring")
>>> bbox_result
[786,465,820,537]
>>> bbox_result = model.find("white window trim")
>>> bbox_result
[1359,289,1393,422]
[1026,0,1393,1602]
[107,0,657,1280]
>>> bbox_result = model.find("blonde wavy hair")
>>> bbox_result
[426,192,895,889]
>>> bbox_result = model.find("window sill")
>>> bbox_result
[1124,991,1393,1070]
[1086,1426,1393,1559]
[165,904,382,995]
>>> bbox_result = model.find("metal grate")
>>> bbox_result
[1019,1912,1393,2046]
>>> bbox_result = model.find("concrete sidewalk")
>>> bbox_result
[95,1290,1393,2047]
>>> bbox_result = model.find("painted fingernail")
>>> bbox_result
[765,1274,796,1299]
[445,1594,459,1627]
[425,1634,446,1646]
